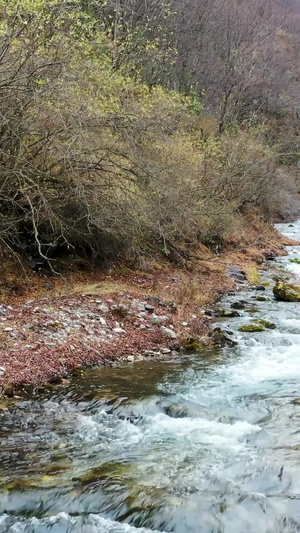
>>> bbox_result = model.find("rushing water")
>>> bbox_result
[2,222,300,533]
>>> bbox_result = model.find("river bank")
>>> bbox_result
[0,226,297,396]
[3,221,300,532]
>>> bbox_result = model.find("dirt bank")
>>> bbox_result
[0,229,296,396]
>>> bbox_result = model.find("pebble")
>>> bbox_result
[127,355,135,362]
[182,322,189,327]
[113,327,125,333]
[99,304,109,313]
[151,315,168,325]
[0,366,6,376]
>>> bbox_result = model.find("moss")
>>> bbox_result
[273,281,300,302]
[2,384,14,397]
[247,307,259,313]
[73,462,131,485]
[290,258,300,264]
[254,296,267,302]
[0,474,58,493]
[182,338,204,351]
[255,319,276,329]
[239,324,265,332]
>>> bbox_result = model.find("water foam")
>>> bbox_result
[0,513,164,533]
[147,412,261,446]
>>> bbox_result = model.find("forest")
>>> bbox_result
[1,0,300,269]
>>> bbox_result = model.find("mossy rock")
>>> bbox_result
[255,319,276,329]
[0,474,58,493]
[292,398,300,405]
[182,338,204,351]
[253,296,267,302]
[273,281,300,302]
[239,324,265,332]
[247,307,259,314]
[290,258,300,264]
[73,462,131,485]
[210,327,238,347]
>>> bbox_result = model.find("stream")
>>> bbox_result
[2,221,300,532]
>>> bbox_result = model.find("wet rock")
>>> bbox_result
[118,413,141,425]
[250,285,266,291]
[73,462,130,485]
[273,281,300,302]
[164,403,189,418]
[239,324,265,332]
[256,319,276,329]
[231,301,248,310]
[219,308,240,318]
[292,398,300,405]
[252,296,267,302]
[210,327,238,347]
[161,327,177,339]
[227,266,246,281]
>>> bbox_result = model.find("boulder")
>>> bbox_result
[273,281,300,302]
[210,327,238,347]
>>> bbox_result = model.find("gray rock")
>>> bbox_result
[161,327,177,339]
[210,327,238,347]
[0,366,6,376]
[151,314,168,325]
[145,304,155,313]
[99,304,109,313]
[127,355,135,362]
[219,308,240,318]
[231,301,248,310]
